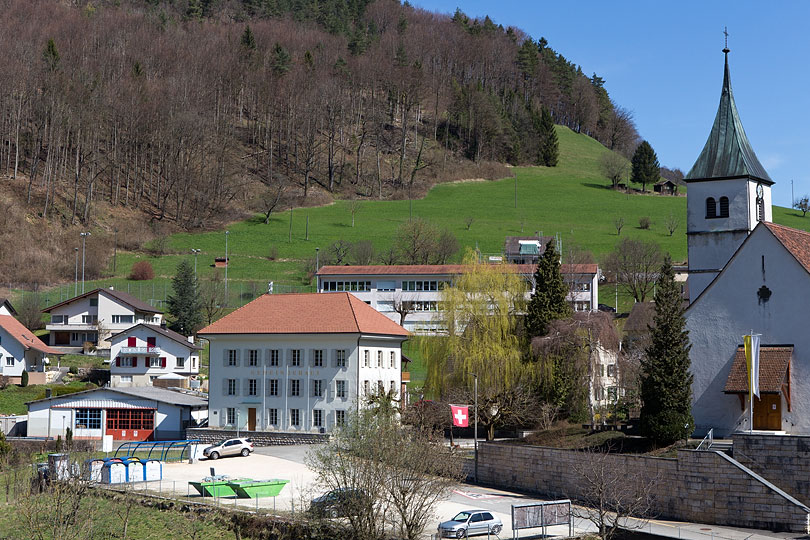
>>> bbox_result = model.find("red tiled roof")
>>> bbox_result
[764,222,810,274]
[724,345,792,394]
[316,263,598,276]
[42,288,162,314]
[198,293,409,337]
[0,315,60,355]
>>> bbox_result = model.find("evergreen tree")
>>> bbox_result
[539,107,559,167]
[630,140,660,193]
[640,256,693,446]
[271,42,291,75]
[526,239,571,336]
[167,259,204,335]
[240,25,256,51]
[42,39,60,71]
[20,370,28,387]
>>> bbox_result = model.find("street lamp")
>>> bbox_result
[191,249,201,278]
[80,232,91,294]
[224,231,230,306]
[315,247,319,273]
[74,248,79,297]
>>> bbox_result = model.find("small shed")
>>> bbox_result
[213,257,229,268]
[654,179,679,195]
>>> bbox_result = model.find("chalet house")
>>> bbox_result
[316,263,599,334]
[654,179,679,195]
[27,386,207,441]
[109,324,201,388]
[0,315,60,385]
[198,293,409,433]
[42,287,163,350]
[503,235,554,264]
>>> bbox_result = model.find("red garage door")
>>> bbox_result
[106,409,155,441]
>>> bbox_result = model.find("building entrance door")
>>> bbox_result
[753,394,781,430]
[248,408,256,431]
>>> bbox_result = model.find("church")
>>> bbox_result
[685,45,810,437]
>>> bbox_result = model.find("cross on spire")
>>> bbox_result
[723,26,730,54]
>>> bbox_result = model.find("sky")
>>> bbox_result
[411,0,810,208]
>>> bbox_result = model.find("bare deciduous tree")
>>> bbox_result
[613,217,625,236]
[794,195,810,217]
[603,238,663,303]
[200,273,226,325]
[350,240,375,265]
[16,292,43,331]
[665,213,679,236]
[348,199,362,227]
[599,152,629,189]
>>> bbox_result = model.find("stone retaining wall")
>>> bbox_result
[733,433,810,507]
[478,442,810,532]
[186,428,329,446]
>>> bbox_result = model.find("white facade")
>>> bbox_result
[109,324,201,387]
[0,316,55,379]
[44,288,163,349]
[686,223,810,436]
[686,177,772,302]
[590,345,622,411]
[316,265,598,334]
[0,300,15,316]
[205,334,403,433]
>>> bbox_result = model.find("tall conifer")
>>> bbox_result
[640,256,693,446]
[630,140,660,192]
[167,260,204,335]
[539,107,559,167]
[526,239,571,336]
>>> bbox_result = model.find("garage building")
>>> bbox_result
[27,386,207,441]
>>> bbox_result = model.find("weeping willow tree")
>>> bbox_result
[423,249,536,440]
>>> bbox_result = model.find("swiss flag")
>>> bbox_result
[450,405,469,428]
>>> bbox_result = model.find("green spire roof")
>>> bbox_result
[685,50,772,184]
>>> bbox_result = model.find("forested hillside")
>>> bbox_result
[0,0,638,287]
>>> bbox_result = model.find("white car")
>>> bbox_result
[438,509,503,537]
[202,438,254,459]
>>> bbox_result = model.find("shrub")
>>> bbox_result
[0,376,9,390]
[639,216,651,230]
[68,366,78,375]
[268,245,278,260]
[20,371,28,387]
[129,260,154,280]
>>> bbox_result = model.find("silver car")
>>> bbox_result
[438,509,503,537]
[202,438,254,459]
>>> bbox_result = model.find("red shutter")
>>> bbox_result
[116,357,120,367]
[127,337,136,347]
[147,337,156,347]
[132,357,138,368]
[160,357,166,368]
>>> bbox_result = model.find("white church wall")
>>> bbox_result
[687,225,810,437]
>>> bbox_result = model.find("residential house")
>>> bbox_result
[198,293,409,433]
[27,386,207,441]
[0,315,60,385]
[42,287,163,350]
[316,263,599,334]
[503,235,554,264]
[0,298,17,316]
[109,324,201,388]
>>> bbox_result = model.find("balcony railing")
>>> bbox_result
[119,346,161,356]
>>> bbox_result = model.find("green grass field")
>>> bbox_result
[0,382,94,415]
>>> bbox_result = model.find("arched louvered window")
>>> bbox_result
[758,198,765,222]
[719,196,729,218]
[706,197,717,218]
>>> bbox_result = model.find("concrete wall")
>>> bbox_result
[477,442,810,532]
[186,427,329,446]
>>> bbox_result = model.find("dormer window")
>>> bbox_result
[719,196,729,218]
[706,197,717,218]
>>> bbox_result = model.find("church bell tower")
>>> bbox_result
[686,43,773,303]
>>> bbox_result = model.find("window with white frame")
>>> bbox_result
[363,350,369,367]
[390,380,396,393]
[192,358,197,369]
[269,379,279,396]
[291,349,301,366]
[377,380,384,392]
[269,349,279,366]
[267,408,278,426]
[336,380,347,399]
[118,357,134,367]
[227,350,237,366]
[377,350,382,367]
[248,349,259,366]
[290,409,300,427]
[149,357,161,368]
[336,350,346,368]
[4,356,13,367]
[227,379,237,395]
[313,350,323,367]
[248,379,257,396]
[313,379,323,397]
[75,409,102,430]
[574,301,591,312]
[176,357,185,368]
[402,280,445,291]
[322,280,372,292]
[82,315,98,324]
[607,364,616,377]
[313,409,323,428]
[120,375,132,383]
[290,379,300,396]
[336,410,346,426]
[89,298,98,307]
[389,351,395,368]
[112,315,133,324]
[226,407,236,425]
[363,380,370,394]
[51,315,66,324]
[376,301,395,312]
[376,281,396,292]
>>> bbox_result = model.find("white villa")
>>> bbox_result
[109,324,201,388]
[42,287,163,350]
[0,315,60,385]
[198,292,409,433]
[315,263,599,334]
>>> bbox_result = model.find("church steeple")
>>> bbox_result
[685,45,772,183]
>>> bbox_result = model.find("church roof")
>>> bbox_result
[763,223,810,274]
[724,345,791,394]
[685,50,773,185]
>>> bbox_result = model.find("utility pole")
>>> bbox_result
[224,231,230,306]
[113,228,118,273]
[80,232,91,293]
[474,374,479,483]
[74,248,79,297]
[191,249,201,278]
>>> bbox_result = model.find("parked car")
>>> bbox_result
[202,438,254,460]
[309,488,370,518]
[437,510,502,538]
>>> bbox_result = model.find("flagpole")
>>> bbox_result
[474,374,478,484]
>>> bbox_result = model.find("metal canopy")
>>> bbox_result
[685,50,773,184]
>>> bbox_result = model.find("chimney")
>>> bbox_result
[160,320,167,329]
[109,286,114,290]
[268,281,274,294]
